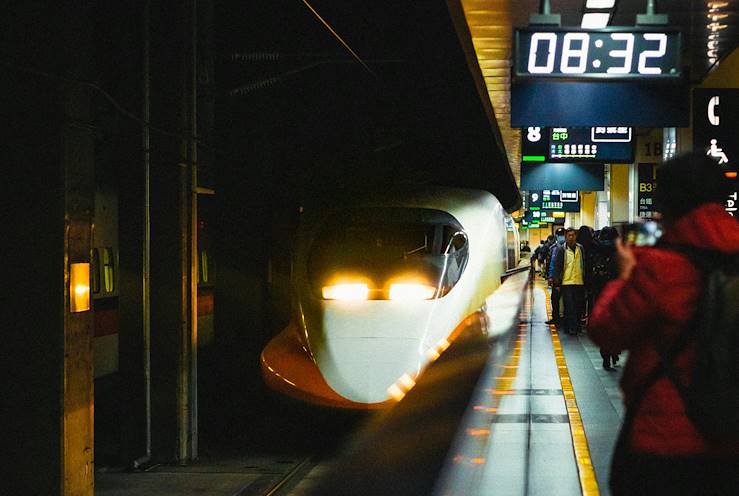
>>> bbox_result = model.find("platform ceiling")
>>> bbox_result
[450,0,739,184]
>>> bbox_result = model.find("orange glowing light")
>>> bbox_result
[466,428,491,436]
[322,283,369,300]
[725,172,737,178]
[388,282,436,300]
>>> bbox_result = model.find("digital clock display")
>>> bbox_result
[514,28,682,79]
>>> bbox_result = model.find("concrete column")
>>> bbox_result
[147,0,198,463]
[610,164,631,226]
[580,191,597,229]
[5,3,95,494]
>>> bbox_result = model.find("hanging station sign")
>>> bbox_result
[527,190,580,213]
[637,163,658,219]
[549,126,633,162]
[693,89,739,217]
[523,126,634,163]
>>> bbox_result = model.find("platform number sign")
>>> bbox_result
[522,127,548,162]
[693,89,739,217]
[638,163,657,219]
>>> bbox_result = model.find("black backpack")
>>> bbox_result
[648,246,739,441]
[591,246,617,281]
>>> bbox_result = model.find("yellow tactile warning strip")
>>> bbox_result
[539,278,600,496]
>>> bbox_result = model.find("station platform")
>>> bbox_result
[463,277,625,496]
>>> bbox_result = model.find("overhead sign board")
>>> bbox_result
[521,163,605,191]
[637,163,657,219]
[549,127,633,162]
[542,190,581,212]
[512,80,689,127]
[523,127,634,163]
[693,89,739,216]
[527,190,580,212]
[514,28,682,80]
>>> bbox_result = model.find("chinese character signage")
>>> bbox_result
[637,163,657,219]
[549,127,633,163]
[523,127,634,163]
[693,89,739,217]
[542,190,580,212]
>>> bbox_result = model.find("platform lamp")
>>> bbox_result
[70,262,91,312]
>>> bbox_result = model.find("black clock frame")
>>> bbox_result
[513,27,683,81]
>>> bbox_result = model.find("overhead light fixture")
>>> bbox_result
[581,12,611,28]
[708,22,728,31]
[586,0,616,7]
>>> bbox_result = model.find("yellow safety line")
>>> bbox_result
[538,279,600,496]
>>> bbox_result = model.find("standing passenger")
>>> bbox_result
[576,225,595,325]
[589,226,620,369]
[533,240,545,273]
[546,229,566,324]
[551,228,585,335]
[589,152,739,494]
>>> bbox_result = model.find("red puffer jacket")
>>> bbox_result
[589,203,739,456]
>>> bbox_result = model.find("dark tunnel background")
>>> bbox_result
[212,0,519,437]
[3,0,520,464]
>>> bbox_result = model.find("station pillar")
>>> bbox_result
[580,191,597,229]
[610,163,632,226]
[4,2,95,494]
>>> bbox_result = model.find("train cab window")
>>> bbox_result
[102,247,115,293]
[310,207,469,299]
[91,248,101,294]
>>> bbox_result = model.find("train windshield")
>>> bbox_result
[309,207,469,299]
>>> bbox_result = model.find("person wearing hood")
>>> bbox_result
[589,151,739,494]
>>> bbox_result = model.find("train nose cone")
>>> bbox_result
[315,337,422,404]
[307,300,448,404]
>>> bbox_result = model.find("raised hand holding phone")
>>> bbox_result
[615,238,637,280]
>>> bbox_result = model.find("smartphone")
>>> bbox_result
[620,221,663,247]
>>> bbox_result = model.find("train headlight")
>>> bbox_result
[388,283,436,300]
[322,283,369,300]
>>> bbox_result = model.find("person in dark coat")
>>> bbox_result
[588,151,739,495]
[589,226,620,369]
[576,225,595,327]
[546,229,565,324]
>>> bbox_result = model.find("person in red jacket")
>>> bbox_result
[589,151,739,495]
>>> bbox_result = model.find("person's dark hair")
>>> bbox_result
[565,227,577,234]
[654,151,732,220]
[577,225,594,249]
[555,227,566,236]
[599,226,618,241]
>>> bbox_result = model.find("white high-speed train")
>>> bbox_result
[260,187,519,408]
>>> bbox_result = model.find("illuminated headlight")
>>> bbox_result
[388,283,436,300]
[322,283,369,300]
